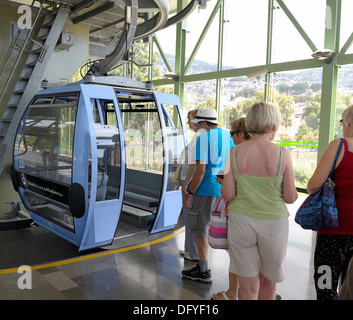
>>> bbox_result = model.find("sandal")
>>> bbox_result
[211,291,230,300]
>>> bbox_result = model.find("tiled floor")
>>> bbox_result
[0,195,317,300]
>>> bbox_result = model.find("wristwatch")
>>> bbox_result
[188,190,194,195]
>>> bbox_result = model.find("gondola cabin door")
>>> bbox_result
[12,84,125,251]
[76,85,125,251]
[149,92,186,233]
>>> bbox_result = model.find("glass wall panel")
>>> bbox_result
[184,79,217,112]
[153,25,176,81]
[270,69,322,189]
[219,75,266,130]
[223,0,268,69]
[218,68,323,189]
[282,0,326,51]
[272,5,315,63]
[335,65,353,138]
[183,80,216,139]
[185,4,219,74]
[340,0,353,54]
[155,24,176,57]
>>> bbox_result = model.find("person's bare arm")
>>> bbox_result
[221,147,236,202]
[281,147,298,204]
[183,161,205,208]
[182,163,196,194]
[307,139,343,195]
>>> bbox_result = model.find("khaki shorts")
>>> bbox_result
[189,194,220,238]
[228,211,289,283]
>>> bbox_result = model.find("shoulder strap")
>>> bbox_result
[233,145,283,176]
[232,146,239,174]
[329,138,344,178]
[344,138,348,151]
[276,146,283,177]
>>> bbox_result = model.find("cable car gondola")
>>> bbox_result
[11,76,186,251]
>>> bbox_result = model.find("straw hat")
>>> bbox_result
[191,108,220,125]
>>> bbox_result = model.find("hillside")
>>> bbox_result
[156,53,353,93]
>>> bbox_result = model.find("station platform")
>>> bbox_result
[0,195,316,300]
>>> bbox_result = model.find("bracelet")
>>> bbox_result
[188,190,194,195]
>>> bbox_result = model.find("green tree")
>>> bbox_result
[334,91,353,138]
[303,100,320,119]
[302,91,321,134]
[291,82,308,95]
[310,83,321,92]
[236,88,256,98]
[306,113,319,131]
[294,94,312,103]
[195,97,216,110]
[277,93,295,130]
[277,83,291,94]
[296,123,317,142]
[237,98,255,115]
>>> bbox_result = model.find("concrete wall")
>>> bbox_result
[42,22,89,83]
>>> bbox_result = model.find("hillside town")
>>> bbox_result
[155,55,353,188]
[157,56,353,141]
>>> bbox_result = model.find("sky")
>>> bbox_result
[156,0,353,69]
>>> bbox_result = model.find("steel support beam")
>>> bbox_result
[184,0,222,74]
[339,31,353,55]
[215,0,224,119]
[317,0,341,160]
[264,0,274,102]
[276,0,318,53]
[173,0,187,104]
[153,58,323,86]
[153,35,173,73]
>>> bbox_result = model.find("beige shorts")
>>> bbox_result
[228,211,289,283]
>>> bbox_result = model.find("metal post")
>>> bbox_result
[317,0,341,160]
[174,0,187,105]
[215,0,224,120]
[264,0,274,103]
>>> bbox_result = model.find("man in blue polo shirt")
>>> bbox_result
[182,108,234,282]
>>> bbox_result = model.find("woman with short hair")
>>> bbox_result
[221,102,297,300]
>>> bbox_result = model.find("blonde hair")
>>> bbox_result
[245,101,282,134]
[342,104,353,124]
[230,117,251,140]
[187,109,198,119]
